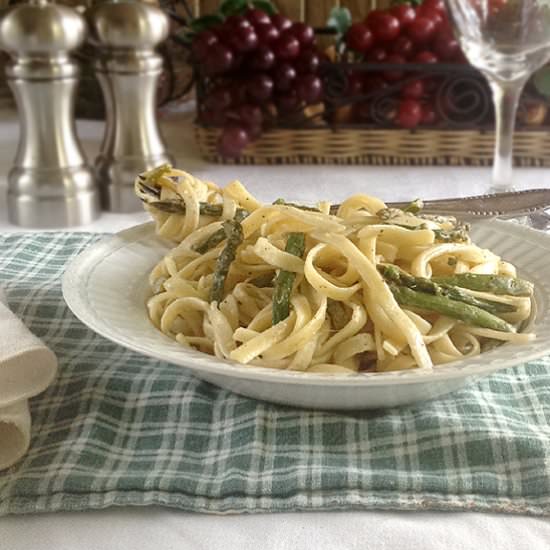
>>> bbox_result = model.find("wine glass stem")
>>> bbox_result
[488,78,527,192]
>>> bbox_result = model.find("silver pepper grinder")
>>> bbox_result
[87,1,173,213]
[0,0,100,228]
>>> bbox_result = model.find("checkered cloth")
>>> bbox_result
[1,232,550,517]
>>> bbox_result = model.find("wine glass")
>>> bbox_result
[445,0,550,192]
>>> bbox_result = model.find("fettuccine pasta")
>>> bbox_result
[135,165,535,374]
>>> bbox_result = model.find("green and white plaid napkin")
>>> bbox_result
[1,232,550,517]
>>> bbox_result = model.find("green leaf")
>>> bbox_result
[190,13,224,33]
[533,66,550,98]
[251,0,278,15]
[326,6,352,37]
[176,29,195,44]
[219,0,248,17]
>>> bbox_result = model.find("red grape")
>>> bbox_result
[401,78,425,99]
[367,13,400,43]
[204,44,234,75]
[420,103,437,125]
[276,89,301,113]
[363,75,388,94]
[204,86,233,110]
[247,74,274,101]
[273,63,297,92]
[383,53,405,82]
[296,74,323,104]
[422,0,447,15]
[346,72,364,95]
[246,8,271,27]
[416,5,444,31]
[214,24,233,46]
[229,26,259,53]
[225,15,251,30]
[247,124,263,140]
[365,47,387,62]
[433,32,461,61]
[437,18,454,36]
[255,23,280,44]
[407,17,436,44]
[423,77,439,93]
[413,50,439,63]
[191,31,218,62]
[290,22,315,46]
[390,4,416,27]
[230,82,248,105]
[273,33,300,60]
[218,125,250,157]
[294,49,320,74]
[365,9,384,27]
[271,14,292,32]
[237,104,263,127]
[391,35,414,58]
[223,107,241,123]
[231,53,244,71]
[250,46,276,70]
[345,23,374,53]
[397,99,422,128]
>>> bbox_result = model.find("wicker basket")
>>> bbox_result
[194,124,550,166]
[189,0,550,166]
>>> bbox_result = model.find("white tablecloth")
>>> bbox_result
[0,110,549,547]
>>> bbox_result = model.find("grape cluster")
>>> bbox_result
[192,8,324,157]
[344,0,466,129]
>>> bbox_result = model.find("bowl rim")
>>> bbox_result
[62,219,550,388]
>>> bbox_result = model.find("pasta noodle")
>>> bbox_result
[135,165,535,374]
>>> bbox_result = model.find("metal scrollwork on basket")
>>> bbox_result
[306,61,495,130]
[435,71,492,128]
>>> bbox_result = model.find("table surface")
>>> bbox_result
[1,109,549,548]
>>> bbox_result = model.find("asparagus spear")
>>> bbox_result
[193,209,248,254]
[402,199,423,214]
[379,264,515,314]
[209,217,244,304]
[272,199,321,212]
[148,200,225,217]
[389,285,515,332]
[194,229,227,255]
[431,273,533,297]
[137,164,232,218]
[139,163,172,190]
[272,233,306,325]
[136,164,173,201]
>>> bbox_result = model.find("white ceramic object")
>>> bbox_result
[62,221,550,410]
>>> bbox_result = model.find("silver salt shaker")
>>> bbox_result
[88,1,173,213]
[0,0,100,228]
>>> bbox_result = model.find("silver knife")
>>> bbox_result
[385,188,550,220]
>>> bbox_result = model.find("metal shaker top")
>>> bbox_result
[87,1,169,50]
[0,0,86,56]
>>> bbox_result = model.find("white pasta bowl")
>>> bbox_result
[62,220,550,410]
